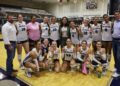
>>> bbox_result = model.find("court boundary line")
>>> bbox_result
[0,66,32,86]
[106,76,113,86]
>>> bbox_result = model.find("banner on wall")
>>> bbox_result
[85,0,98,9]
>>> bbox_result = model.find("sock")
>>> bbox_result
[18,54,22,63]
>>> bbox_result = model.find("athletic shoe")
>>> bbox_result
[102,71,106,76]
[112,72,120,78]
[20,66,25,70]
[12,69,18,72]
[49,68,53,72]
[25,71,32,78]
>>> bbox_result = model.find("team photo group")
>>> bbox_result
[1,10,120,79]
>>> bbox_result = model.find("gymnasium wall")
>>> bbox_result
[0,0,44,9]
[44,0,109,18]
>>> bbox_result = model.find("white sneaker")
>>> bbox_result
[112,72,120,78]
[20,66,25,70]
[49,68,52,72]
[0,73,5,80]
[25,71,32,78]
[102,71,107,76]
[111,68,117,72]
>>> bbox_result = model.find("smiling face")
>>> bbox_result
[31,16,36,23]
[43,39,49,46]
[93,17,98,24]
[43,16,49,23]
[18,14,23,22]
[52,41,57,49]
[70,21,75,28]
[35,41,41,50]
[83,19,89,26]
[7,15,14,23]
[114,11,120,20]
[103,14,109,22]
[81,41,87,49]
[96,41,102,49]
[62,17,67,25]
[51,17,56,23]
[66,39,72,46]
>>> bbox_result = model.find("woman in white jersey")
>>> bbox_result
[61,39,76,72]
[22,41,44,77]
[50,17,60,46]
[91,17,102,50]
[69,21,80,45]
[91,41,107,75]
[47,41,61,72]
[40,16,50,42]
[76,40,90,70]
[102,14,112,62]
[15,14,29,68]
[80,18,92,47]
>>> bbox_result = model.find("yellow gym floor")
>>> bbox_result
[0,41,114,86]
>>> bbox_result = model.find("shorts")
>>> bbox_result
[91,59,107,66]
[23,55,30,66]
[17,40,28,44]
[53,59,59,63]
[75,59,82,64]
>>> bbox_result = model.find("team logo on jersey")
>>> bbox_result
[53,28,57,31]
[84,31,88,35]
[95,30,98,33]
[45,28,48,30]
[104,28,108,32]
[22,28,25,31]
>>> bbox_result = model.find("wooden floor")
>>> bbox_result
[0,41,114,86]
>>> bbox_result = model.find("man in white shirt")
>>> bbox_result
[2,15,18,78]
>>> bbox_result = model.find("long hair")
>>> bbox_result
[60,16,69,28]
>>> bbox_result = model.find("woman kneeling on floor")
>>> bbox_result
[22,41,44,77]
[61,39,76,72]
[47,41,61,72]
[91,41,108,76]
[76,40,91,74]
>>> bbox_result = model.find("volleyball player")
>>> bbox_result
[76,40,90,73]
[40,16,50,42]
[61,39,76,72]
[41,39,50,68]
[91,17,102,50]
[15,14,29,68]
[47,41,60,72]
[69,21,80,45]
[91,41,107,75]
[49,17,60,46]
[102,14,112,62]
[80,18,92,47]
[22,41,44,77]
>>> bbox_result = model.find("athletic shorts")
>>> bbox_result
[17,40,28,44]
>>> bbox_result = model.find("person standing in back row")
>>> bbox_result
[49,17,60,46]
[102,14,112,63]
[91,17,102,51]
[15,14,29,69]
[112,11,120,77]
[40,16,50,43]
[2,15,18,78]
[59,17,70,48]
[27,16,40,51]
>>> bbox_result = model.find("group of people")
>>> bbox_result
[1,10,120,78]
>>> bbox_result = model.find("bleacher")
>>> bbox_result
[0,7,52,16]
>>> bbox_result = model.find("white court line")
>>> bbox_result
[0,66,31,86]
[106,76,113,86]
